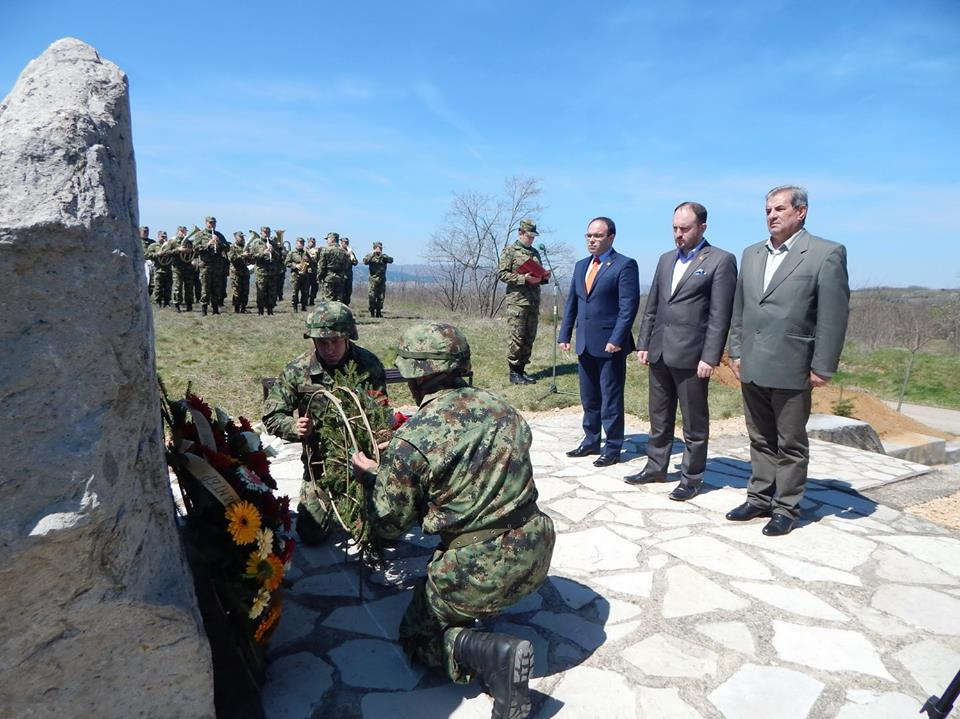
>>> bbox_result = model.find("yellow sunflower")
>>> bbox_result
[225,500,261,545]
[254,602,283,643]
[246,552,285,592]
[249,586,270,619]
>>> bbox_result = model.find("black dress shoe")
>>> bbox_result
[669,479,702,501]
[762,514,795,536]
[566,444,600,458]
[725,502,771,521]
[623,470,667,485]
[593,453,620,467]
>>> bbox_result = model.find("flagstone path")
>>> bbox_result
[258,413,960,719]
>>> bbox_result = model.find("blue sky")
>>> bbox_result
[2,1,958,288]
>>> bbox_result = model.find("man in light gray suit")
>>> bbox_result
[625,202,737,501]
[726,185,849,536]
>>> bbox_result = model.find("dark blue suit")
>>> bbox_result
[558,248,640,452]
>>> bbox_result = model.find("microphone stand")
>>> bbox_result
[537,244,577,400]
[922,667,960,718]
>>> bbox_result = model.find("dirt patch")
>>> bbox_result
[908,491,960,530]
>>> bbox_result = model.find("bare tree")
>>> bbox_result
[890,298,950,410]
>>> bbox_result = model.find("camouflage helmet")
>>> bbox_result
[325,231,340,241]
[303,301,358,340]
[395,323,471,379]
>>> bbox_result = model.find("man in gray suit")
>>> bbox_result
[726,185,849,536]
[625,202,737,501]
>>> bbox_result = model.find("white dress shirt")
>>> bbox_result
[763,230,801,291]
[671,238,707,294]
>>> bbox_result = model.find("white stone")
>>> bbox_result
[871,584,960,635]
[662,565,749,618]
[695,621,756,656]
[576,488,608,500]
[602,597,644,624]
[400,528,440,549]
[711,522,876,571]
[604,505,649,527]
[547,496,605,523]
[535,477,579,502]
[636,686,703,718]
[551,527,643,574]
[608,523,652,542]
[873,547,957,585]
[328,639,423,689]
[686,487,744,513]
[835,690,922,719]
[894,639,960,696]
[532,666,636,719]
[772,620,893,679]
[871,534,960,578]
[298,540,350,568]
[267,601,322,654]
[708,663,824,719]
[604,619,644,643]
[294,570,361,597]
[659,536,773,580]
[529,611,605,651]
[322,591,413,640]
[647,553,670,569]
[760,551,862,586]
[649,511,709,527]
[623,633,718,677]
[730,581,849,621]
[611,491,694,511]
[362,684,492,719]
[262,652,334,719]
[592,571,654,598]
[652,527,693,542]
[551,576,601,609]
[836,598,915,637]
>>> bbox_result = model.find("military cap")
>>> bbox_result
[340,237,350,244]
[177,225,188,233]
[519,219,539,235]
[139,226,149,232]
[395,322,471,379]
[261,225,271,233]
[205,216,216,223]
[325,232,340,241]
[234,231,244,238]
[373,241,383,249]
[304,301,358,340]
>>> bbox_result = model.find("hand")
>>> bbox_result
[543,270,551,279]
[351,450,379,476]
[525,274,542,285]
[730,358,741,381]
[377,440,390,451]
[559,342,571,352]
[809,371,830,388]
[604,342,621,353]
[296,416,313,438]
[697,360,714,379]
[637,350,649,365]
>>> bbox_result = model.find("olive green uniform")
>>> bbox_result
[497,241,548,374]
[363,250,394,317]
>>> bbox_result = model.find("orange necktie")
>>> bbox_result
[585,256,600,293]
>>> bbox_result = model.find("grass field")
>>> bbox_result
[153,296,744,422]
[834,343,960,409]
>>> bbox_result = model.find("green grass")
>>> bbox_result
[835,343,960,409]
[154,296,744,423]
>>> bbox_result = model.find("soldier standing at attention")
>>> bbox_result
[171,233,196,313]
[271,231,286,306]
[252,226,278,315]
[218,232,231,310]
[262,302,387,544]
[305,237,320,306]
[285,237,310,313]
[340,236,359,305]
[149,229,176,308]
[362,241,393,317]
[197,216,229,316]
[497,219,550,385]
[140,225,154,297]
[229,231,251,313]
[318,231,350,302]
[351,323,554,719]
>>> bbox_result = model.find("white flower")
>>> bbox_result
[256,527,274,560]
[249,587,271,619]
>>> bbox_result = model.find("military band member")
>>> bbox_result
[362,241,394,317]
[340,236,359,305]
[318,232,351,303]
[252,226,278,315]
[197,216,229,315]
[140,225,154,297]
[171,232,196,313]
[148,229,176,308]
[285,237,311,312]
[305,237,320,306]
[229,231,252,313]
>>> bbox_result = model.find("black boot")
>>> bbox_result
[258,306,264,315]
[267,307,273,315]
[186,304,193,312]
[212,305,220,315]
[454,630,533,719]
[509,371,525,385]
[518,367,537,384]
[201,304,207,316]
[292,305,298,313]
[301,305,307,312]
[174,303,181,313]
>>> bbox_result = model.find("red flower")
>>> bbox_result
[391,412,409,430]
[185,393,213,421]
[281,538,296,564]
[238,416,254,432]
[245,451,277,489]
[367,389,390,407]
[201,446,239,478]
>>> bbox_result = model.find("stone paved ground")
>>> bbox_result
[257,414,960,719]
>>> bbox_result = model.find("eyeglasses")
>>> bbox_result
[585,232,608,239]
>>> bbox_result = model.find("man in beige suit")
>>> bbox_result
[726,185,849,536]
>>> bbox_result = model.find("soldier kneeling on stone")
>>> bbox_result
[262,301,387,545]
[351,323,555,719]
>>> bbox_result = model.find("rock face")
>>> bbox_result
[0,39,214,718]
[806,413,886,454]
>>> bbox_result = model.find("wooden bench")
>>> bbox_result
[260,368,472,400]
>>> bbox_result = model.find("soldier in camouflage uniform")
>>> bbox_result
[305,237,320,306]
[340,236,358,305]
[197,216,229,315]
[229,231,251,313]
[140,226,154,297]
[362,241,393,317]
[171,233,196,312]
[497,219,550,385]
[251,226,278,315]
[352,323,554,719]
[285,237,311,312]
[263,302,387,545]
[218,233,231,309]
[147,229,177,307]
[271,231,287,305]
[317,231,351,302]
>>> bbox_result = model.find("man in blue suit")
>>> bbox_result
[559,217,640,466]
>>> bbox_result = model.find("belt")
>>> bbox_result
[441,502,540,551]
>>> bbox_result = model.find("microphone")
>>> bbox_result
[538,243,547,252]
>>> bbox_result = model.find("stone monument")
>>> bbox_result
[0,39,215,717]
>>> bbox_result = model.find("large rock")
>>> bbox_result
[806,413,885,454]
[0,39,214,717]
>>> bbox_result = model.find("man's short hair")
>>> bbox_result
[766,185,808,210]
[674,202,707,224]
[589,216,616,236]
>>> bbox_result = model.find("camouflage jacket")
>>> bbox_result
[285,248,311,278]
[270,240,286,273]
[363,252,394,281]
[318,246,351,281]
[228,243,251,275]
[262,344,387,443]
[146,239,179,274]
[304,248,321,276]
[368,380,538,540]
[196,230,229,266]
[248,240,277,281]
[497,241,547,308]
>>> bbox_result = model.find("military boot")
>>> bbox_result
[174,303,181,313]
[201,304,208,316]
[518,367,537,385]
[186,303,193,312]
[258,305,264,315]
[454,630,533,719]
[292,304,298,313]
[267,307,274,315]
[212,305,220,315]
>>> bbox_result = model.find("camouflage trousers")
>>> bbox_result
[200,265,223,307]
[275,268,286,302]
[321,277,346,303]
[368,279,386,312]
[343,273,354,305]
[296,476,332,544]
[255,273,276,311]
[307,274,318,305]
[231,272,250,311]
[399,511,554,682]
[153,268,173,306]
[173,271,195,307]
[219,265,229,305]
[289,273,309,309]
[506,305,540,369]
